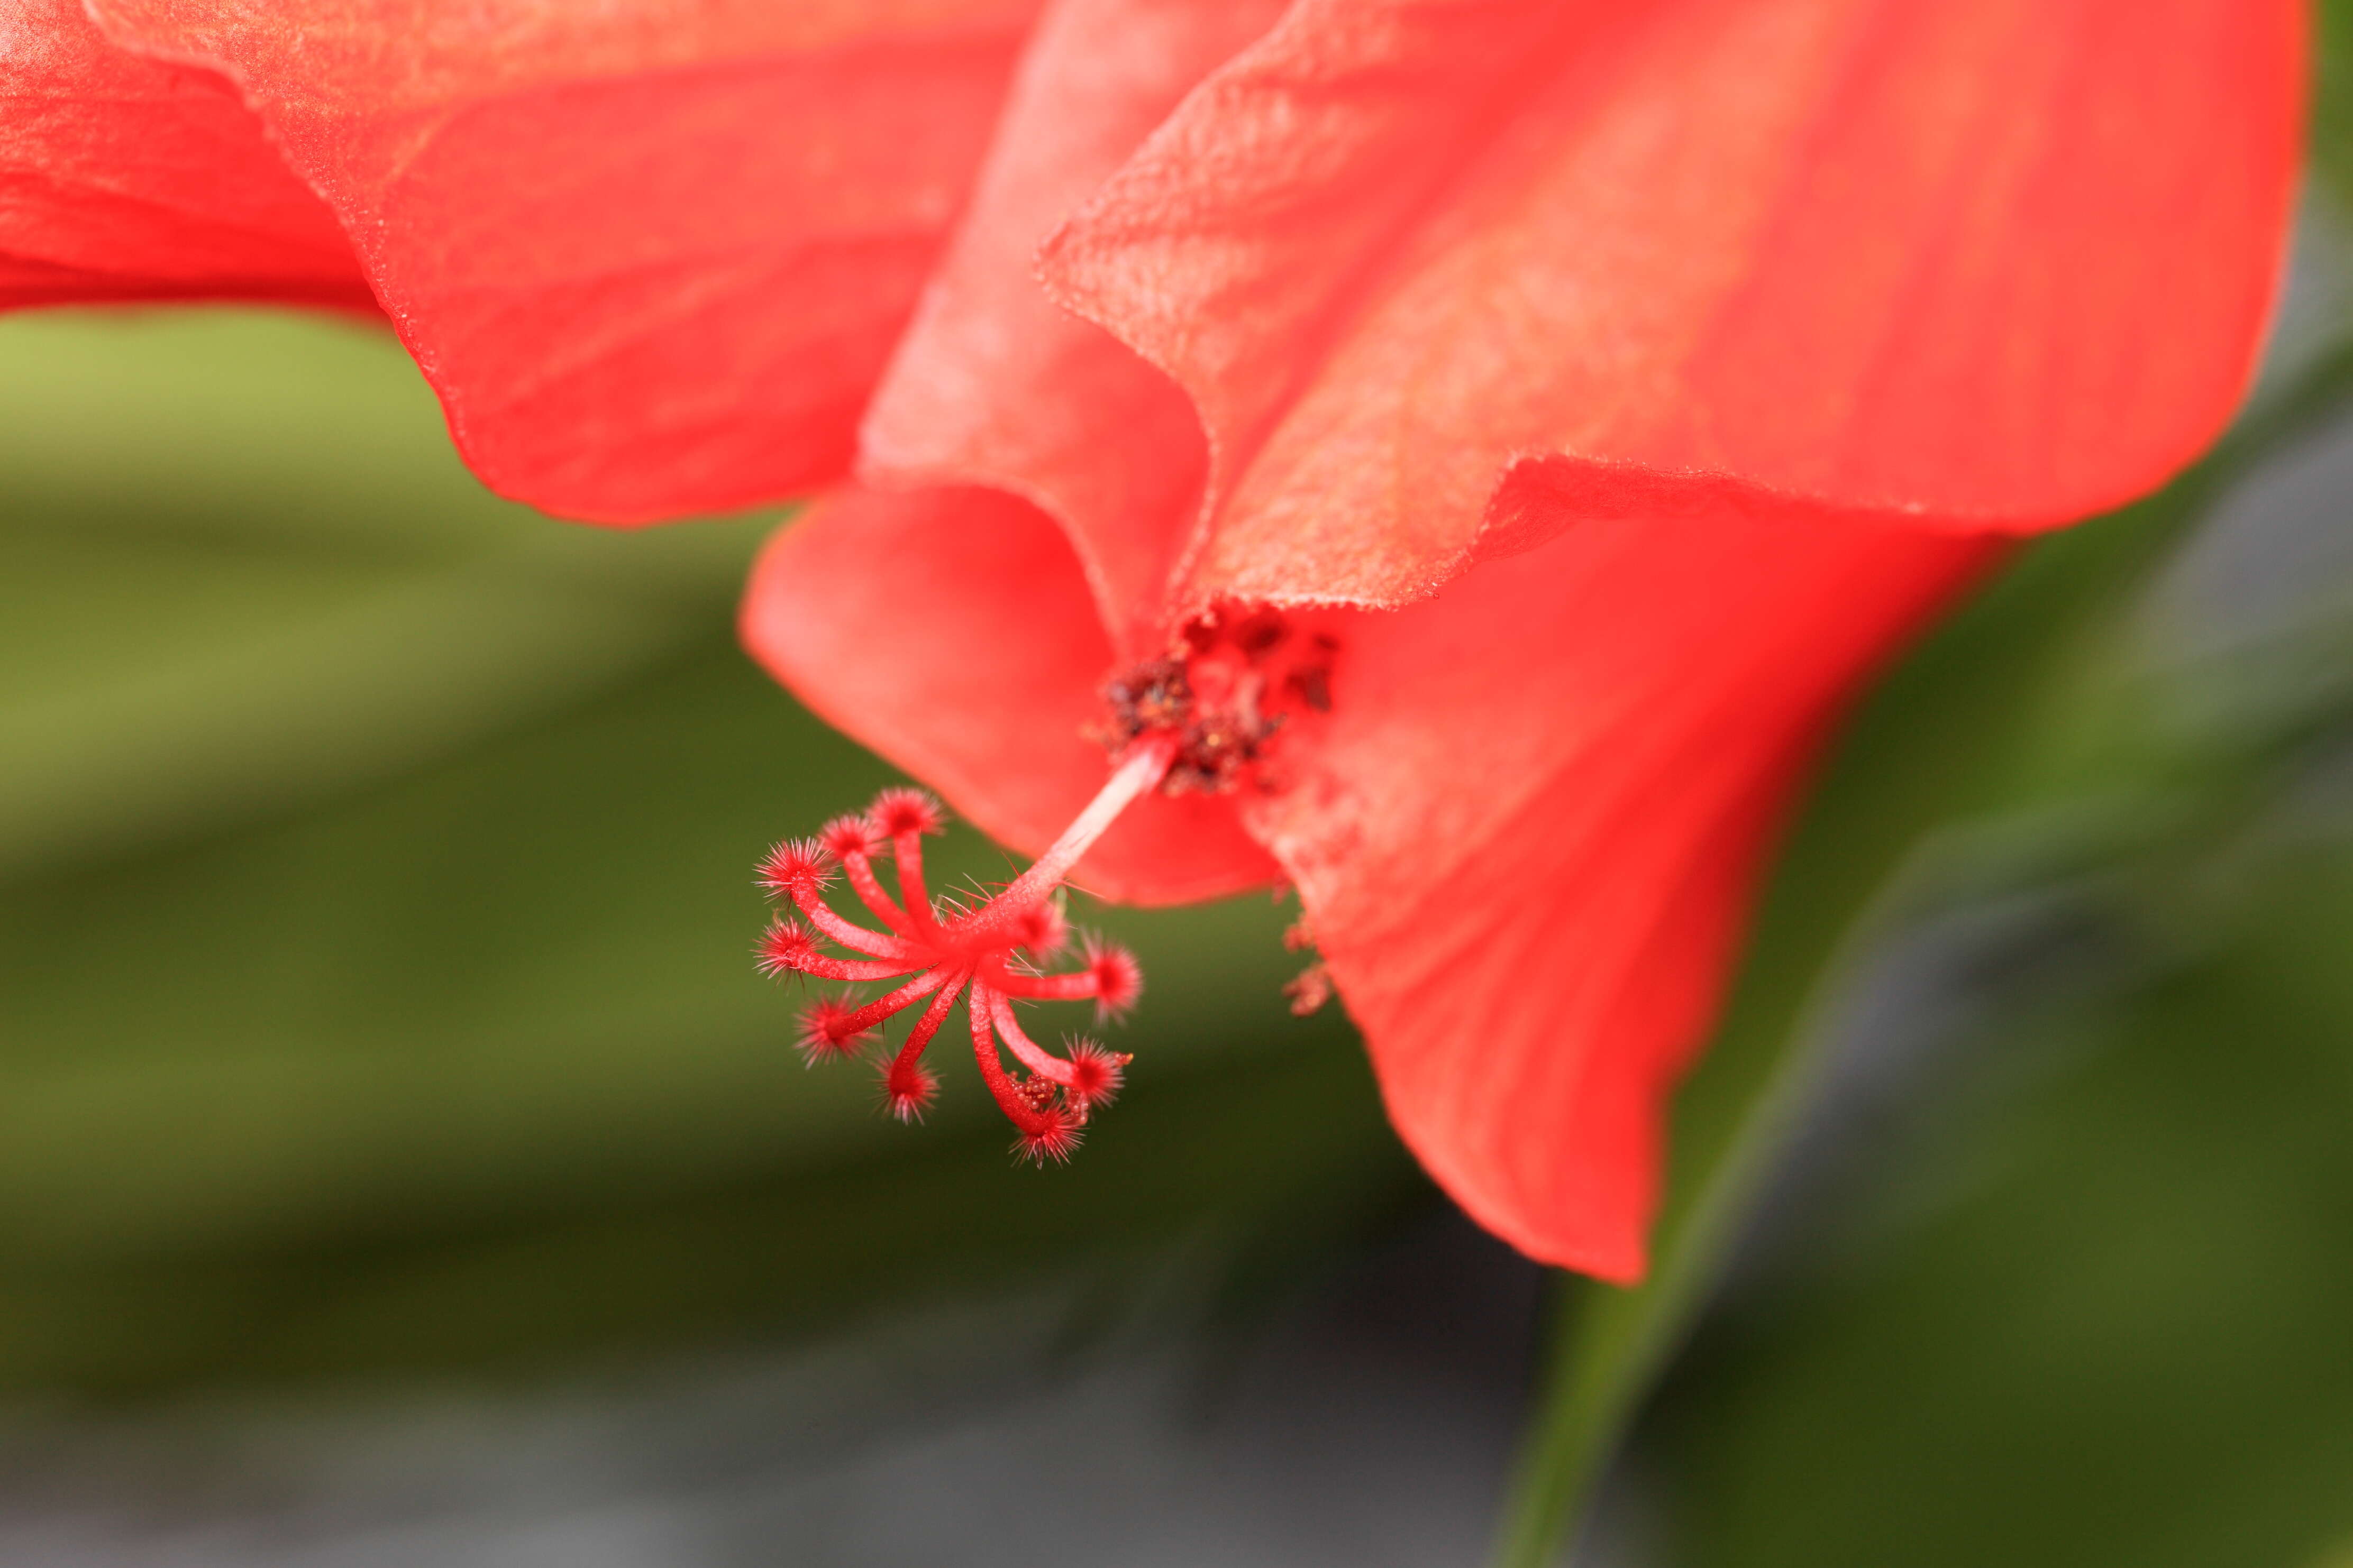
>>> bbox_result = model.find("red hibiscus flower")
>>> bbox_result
[5,0,2302,1279]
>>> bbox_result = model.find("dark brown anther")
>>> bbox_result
[1094,606,1341,796]
[1234,609,1289,656]
[1102,657,1192,737]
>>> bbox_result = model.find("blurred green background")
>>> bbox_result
[0,309,1419,1398]
[12,19,2353,1558]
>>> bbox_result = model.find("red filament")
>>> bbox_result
[753,738,1171,1160]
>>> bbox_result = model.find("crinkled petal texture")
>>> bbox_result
[1,0,367,307]
[88,0,1041,520]
[1238,518,1994,1278]
[746,485,1994,1274]
[743,0,2300,1274]
[1039,0,2304,609]
[857,0,1287,657]
[741,485,1279,906]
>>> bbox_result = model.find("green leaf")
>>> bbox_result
[2315,0,2353,216]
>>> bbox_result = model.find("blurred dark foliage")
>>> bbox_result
[1623,336,2353,1567]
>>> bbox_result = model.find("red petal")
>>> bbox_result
[1243,514,1999,1279]
[858,0,1284,655]
[740,485,1278,905]
[1,0,368,307]
[1043,0,2302,609]
[90,0,1041,521]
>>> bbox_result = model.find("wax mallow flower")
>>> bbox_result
[4,0,2302,1278]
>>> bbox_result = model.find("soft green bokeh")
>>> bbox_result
[0,309,1416,1392]
[1495,332,2353,1568]
[1654,849,2353,1568]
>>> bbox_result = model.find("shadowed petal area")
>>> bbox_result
[1043,0,2302,610]
[1,0,368,307]
[740,486,1279,906]
[88,0,1042,521]
[859,0,1285,657]
[1243,514,1998,1278]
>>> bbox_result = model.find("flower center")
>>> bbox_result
[1097,608,1338,793]
[753,610,1338,1160]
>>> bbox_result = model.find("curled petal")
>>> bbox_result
[90,0,1043,519]
[1,0,367,308]
[1042,0,2304,609]
[740,486,1279,906]
[1241,512,1996,1279]
[747,479,1997,1275]
[859,0,1287,652]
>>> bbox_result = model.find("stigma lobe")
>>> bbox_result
[756,610,1336,1157]
[754,755,1166,1160]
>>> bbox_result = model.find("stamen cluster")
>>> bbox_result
[1098,608,1338,793]
[754,784,1145,1163]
